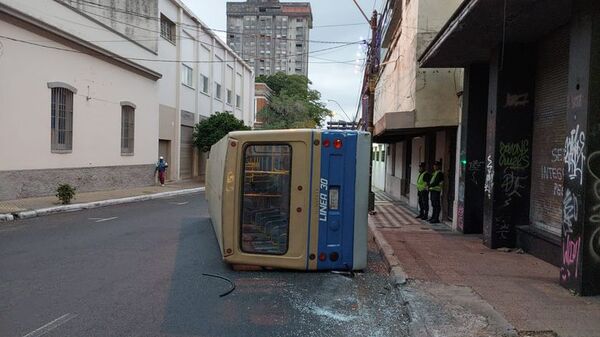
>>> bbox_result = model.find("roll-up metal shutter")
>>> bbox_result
[180,126,194,180]
[529,25,569,237]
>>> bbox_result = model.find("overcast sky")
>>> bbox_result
[181,0,383,122]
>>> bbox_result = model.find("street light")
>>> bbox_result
[327,99,352,121]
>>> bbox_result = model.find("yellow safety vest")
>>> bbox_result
[429,170,443,192]
[417,172,428,192]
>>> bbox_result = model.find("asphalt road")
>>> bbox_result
[0,192,408,337]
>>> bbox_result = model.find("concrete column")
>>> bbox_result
[173,7,183,181]
[560,0,600,296]
[482,46,535,248]
[457,64,489,234]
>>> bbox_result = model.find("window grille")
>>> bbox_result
[121,105,135,154]
[236,95,241,108]
[160,14,176,44]
[227,89,233,105]
[51,87,73,152]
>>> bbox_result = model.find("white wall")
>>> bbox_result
[0,20,159,171]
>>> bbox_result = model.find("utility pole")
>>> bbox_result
[367,10,378,212]
[353,1,378,212]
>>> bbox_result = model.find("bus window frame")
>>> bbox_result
[239,142,293,256]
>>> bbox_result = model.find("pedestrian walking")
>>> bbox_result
[428,161,444,223]
[155,156,169,186]
[416,162,431,219]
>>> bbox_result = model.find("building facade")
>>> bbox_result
[253,82,273,129]
[156,0,255,182]
[0,0,161,201]
[0,0,254,201]
[372,0,463,220]
[420,0,600,296]
[226,0,312,77]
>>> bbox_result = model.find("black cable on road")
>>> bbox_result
[202,273,236,297]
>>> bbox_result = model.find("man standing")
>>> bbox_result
[428,161,444,223]
[155,156,169,186]
[416,162,431,219]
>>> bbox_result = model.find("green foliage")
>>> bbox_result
[193,112,250,152]
[256,72,331,129]
[56,184,76,205]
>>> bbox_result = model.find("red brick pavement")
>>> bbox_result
[370,189,600,337]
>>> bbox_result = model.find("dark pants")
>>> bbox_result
[430,190,441,221]
[158,171,166,185]
[417,190,429,217]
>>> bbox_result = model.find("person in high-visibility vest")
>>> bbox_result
[416,162,431,219]
[428,161,444,223]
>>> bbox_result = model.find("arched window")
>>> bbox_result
[48,82,76,153]
[120,102,136,155]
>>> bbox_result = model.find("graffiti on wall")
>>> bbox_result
[563,188,578,235]
[499,140,530,170]
[541,148,564,197]
[505,92,530,108]
[501,168,528,207]
[560,125,587,286]
[484,155,494,199]
[588,151,600,262]
[468,160,484,185]
[495,217,511,240]
[564,125,586,184]
[561,233,581,282]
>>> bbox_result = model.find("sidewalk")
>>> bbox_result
[370,189,600,337]
[0,180,204,220]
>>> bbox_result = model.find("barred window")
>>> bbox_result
[160,14,176,44]
[227,89,232,105]
[50,87,73,153]
[236,94,241,108]
[121,105,135,155]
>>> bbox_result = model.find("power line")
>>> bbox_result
[0,34,361,64]
[68,0,363,45]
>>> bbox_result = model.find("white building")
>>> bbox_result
[0,0,254,201]
[157,0,255,182]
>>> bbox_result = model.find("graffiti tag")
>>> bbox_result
[495,217,510,240]
[552,148,564,163]
[560,234,581,282]
[505,93,530,108]
[541,166,563,181]
[484,155,494,199]
[563,188,578,235]
[468,159,484,185]
[564,125,586,185]
[553,183,564,197]
[499,140,530,169]
[501,168,527,207]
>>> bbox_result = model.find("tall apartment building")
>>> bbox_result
[226,0,312,77]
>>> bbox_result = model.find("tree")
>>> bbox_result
[256,72,331,129]
[193,112,249,152]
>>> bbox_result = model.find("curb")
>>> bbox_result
[368,222,408,286]
[0,213,14,222]
[2,187,205,221]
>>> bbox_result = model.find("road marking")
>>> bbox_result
[169,201,189,205]
[88,217,118,223]
[22,313,78,337]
